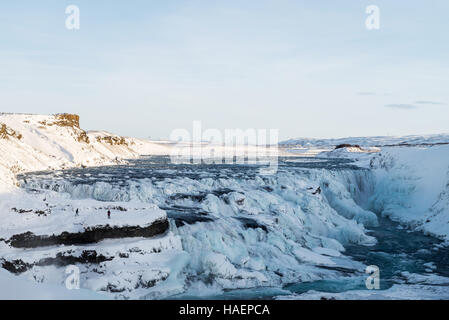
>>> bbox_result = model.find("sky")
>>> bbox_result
[0,0,448,141]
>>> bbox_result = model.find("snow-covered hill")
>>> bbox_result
[0,113,171,192]
[0,113,186,299]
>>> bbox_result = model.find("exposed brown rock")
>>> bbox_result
[0,123,22,140]
[77,131,90,143]
[54,113,80,128]
[96,135,128,146]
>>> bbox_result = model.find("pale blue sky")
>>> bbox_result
[1,1,448,140]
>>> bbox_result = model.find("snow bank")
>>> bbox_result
[0,269,107,300]
[0,193,166,240]
[317,144,449,240]
[369,146,449,240]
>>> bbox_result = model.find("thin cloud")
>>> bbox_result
[415,100,446,105]
[357,91,376,96]
[358,92,394,96]
[385,104,417,110]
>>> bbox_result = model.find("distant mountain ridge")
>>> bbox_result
[279,134,449,148]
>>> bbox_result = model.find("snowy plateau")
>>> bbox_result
[1,113,449,300]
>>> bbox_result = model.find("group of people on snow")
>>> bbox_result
[74,208,112,219]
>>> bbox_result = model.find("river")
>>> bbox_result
[17,155,449,299]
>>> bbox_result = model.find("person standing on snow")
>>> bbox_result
[107,210,111,219]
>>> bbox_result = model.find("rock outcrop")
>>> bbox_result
[0,123,22,140]
[96,135,128,146]
[8,219,169,248]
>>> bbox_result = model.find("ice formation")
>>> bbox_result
[1,113,449,299]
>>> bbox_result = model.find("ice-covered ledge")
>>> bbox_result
[0,197,169,246]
